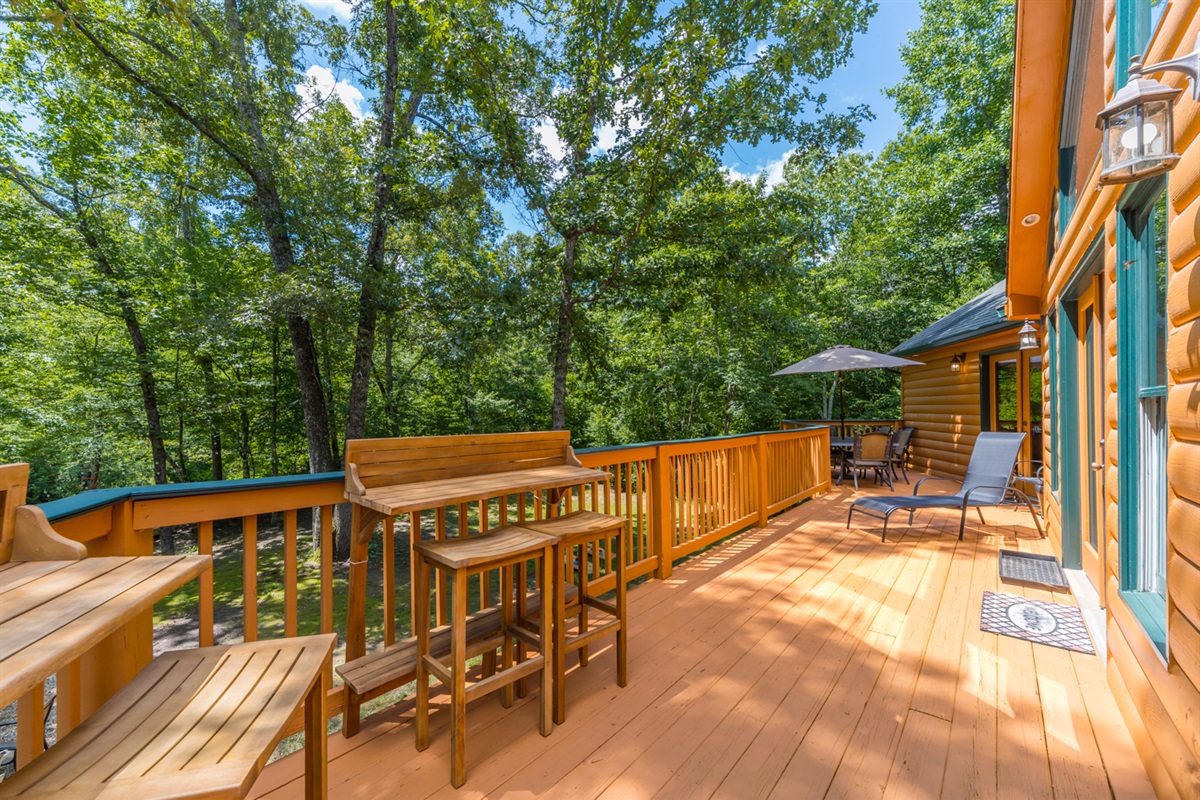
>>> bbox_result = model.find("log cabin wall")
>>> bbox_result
[1015,0,1200,794]
[898,330,1022,481]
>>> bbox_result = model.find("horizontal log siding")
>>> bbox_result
[898,330,1021,481]
[1034,4,1200,795]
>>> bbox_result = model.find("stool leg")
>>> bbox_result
[450,569,468,788]
[515,561,529,699]
[577,541,589,668]
[553,541,567,725]
[500,564,514,709]
[539,545,554,737]
[414,549,431,752]
[616,524,628,688]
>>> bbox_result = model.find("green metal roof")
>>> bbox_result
[889,280,1020,358]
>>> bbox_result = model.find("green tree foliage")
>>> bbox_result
[0,0,1015,505]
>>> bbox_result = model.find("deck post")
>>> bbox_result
[756,434,770,528]
[651,445,672,579]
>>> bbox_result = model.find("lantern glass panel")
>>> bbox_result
[1105,106,1137,167]
[1142,99,1171,158]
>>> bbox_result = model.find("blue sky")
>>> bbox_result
[722,0,924,185]
[298,0,926,232]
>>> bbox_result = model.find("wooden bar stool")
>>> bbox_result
[517,511,628,724]
[413,525,555,788]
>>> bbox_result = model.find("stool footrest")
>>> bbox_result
[565,619,621,653]
[421,653,453,685]
[465,656,544,703]
[582,596,619,616]
[509,624,546,650]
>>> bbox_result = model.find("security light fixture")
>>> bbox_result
[950,353,967,373]
[1096,34,1200,185]
[1018,320,1040,351]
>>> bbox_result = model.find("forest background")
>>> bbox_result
[0,0,1013,525]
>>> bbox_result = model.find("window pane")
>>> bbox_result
[994,359,1019,432]
[1137,395,1167,597]
[1153,191,1168,387]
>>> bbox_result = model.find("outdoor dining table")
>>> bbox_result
[0,554,211,710]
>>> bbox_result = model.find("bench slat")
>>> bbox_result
[1,635,335,800]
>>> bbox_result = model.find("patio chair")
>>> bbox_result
[840,431,894,491]
[889,426,916,484]
[1011,460,1045,516]
[846,431,1044,541]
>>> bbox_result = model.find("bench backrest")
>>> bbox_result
[0,463,30,564]
[344,432,579,494]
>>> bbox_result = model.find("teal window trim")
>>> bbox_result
[1116,174,1168,657]
[1120,590,1168,656]
[1047,312,1059,496]
[1115,0,1151,91]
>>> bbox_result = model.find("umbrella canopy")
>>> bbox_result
[772,345,924,435]
[772,345,923,376]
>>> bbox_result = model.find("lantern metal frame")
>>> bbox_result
[1018,320,1040,351]
[949,353,966,373]
[1096,34,1200,185]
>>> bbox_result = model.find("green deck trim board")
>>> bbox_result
[38,472,345,523]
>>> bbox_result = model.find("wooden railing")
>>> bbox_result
[782,418,903,437]
[20,427,828,758]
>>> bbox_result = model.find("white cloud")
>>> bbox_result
[303,0,353,20]
[296,65,366,121]
[724,148,796,190]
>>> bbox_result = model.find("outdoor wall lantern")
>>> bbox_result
[1018,319,1040,351]
[1096,34,1200,185]
[950,353,967,373]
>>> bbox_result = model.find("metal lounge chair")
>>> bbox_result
[846,431,1044,541]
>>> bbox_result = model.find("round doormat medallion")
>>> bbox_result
[1006,602,1058,635]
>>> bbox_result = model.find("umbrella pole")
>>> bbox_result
[838,371,846,437]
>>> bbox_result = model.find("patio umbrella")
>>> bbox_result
[772,345,924,433]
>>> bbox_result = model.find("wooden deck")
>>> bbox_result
[249,480,1156,799]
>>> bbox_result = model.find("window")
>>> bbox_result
[1117,181,1169,656]
[1057,0,1106,240]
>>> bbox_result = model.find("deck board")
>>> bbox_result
[250,481,1156,799]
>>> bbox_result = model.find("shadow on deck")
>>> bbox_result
[249,478,1155,799]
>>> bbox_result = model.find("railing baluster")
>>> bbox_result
[320,505,333,635]
[199,520,214,647]
[284,510,298,638]
[243,514,257,642]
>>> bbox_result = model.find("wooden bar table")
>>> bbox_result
[0,555,211,712]
[345,441,609,662]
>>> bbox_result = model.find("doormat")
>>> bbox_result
[998,549,1069,590]
[980,591,1095,655]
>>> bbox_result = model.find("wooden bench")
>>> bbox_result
[1,635,335,800]
[337,583,577,737]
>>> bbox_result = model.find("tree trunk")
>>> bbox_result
[551,235,578,430]
[223,0,334,475]
[270,327,280,476]
[200,355,223,480]
[343,0,401,452]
